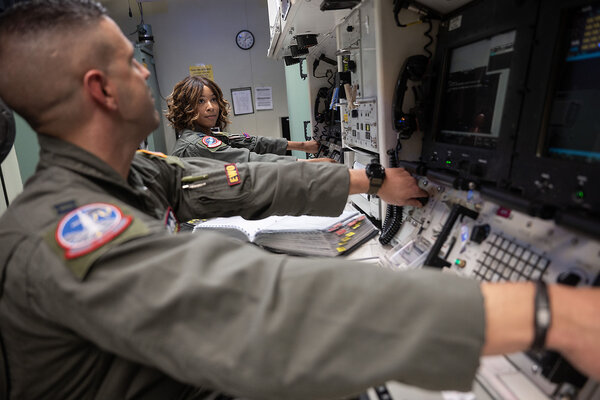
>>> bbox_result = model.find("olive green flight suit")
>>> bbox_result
[0,134,484,400]
[171,129,295,163]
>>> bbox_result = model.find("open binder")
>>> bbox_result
[181,209,379,257]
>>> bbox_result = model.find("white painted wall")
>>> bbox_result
[103,0,289,152]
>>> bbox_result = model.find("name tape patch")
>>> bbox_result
[224,163,241,186]
[56,203,132,259]
[202,136,222,148]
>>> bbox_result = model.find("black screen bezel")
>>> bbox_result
[511,0,600,218]
[421,0,539,186]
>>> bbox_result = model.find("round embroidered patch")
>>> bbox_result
[56,203,132,259]
[202,136,222,148]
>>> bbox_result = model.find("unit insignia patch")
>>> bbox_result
[56,203,132,259]
[202,136,222,148]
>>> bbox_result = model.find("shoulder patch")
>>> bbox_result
[201,136,222,148]
[55,203,132,259]
[137,149,168,158]
[46,203,150,280]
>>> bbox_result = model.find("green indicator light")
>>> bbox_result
[446,160,452,165]
[576,190,584,199]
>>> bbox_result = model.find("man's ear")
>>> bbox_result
[84,70,117,110]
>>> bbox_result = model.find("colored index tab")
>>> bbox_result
[328,223,343,232]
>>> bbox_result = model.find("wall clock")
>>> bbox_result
[236,30,255,50]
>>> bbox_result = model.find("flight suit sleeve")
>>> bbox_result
[228,134,289,155]
[171,157,350,222]
[246,151,296,163]
[174,140,295,163]
[29,223,485,400]
[213,145,294,163]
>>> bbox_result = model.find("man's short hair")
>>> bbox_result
[0,0,106,38]
[0,0,108,126]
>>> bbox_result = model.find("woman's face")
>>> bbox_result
[194,85,220,132]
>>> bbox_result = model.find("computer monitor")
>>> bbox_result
[437,30,514,150]
[541,4,600,163]
[420,0,538,186]
[512,0,600,225]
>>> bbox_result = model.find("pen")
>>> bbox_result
[181,174,208,183]
[182,182,207,190]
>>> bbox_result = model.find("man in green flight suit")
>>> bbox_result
[0,2,599,400]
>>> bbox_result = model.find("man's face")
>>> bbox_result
[102,17,159,137]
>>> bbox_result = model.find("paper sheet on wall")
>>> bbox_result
[255,86,273,110]
[231,88,254,115]
[189,64,214,81]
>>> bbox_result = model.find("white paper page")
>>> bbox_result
[193,210,359,241]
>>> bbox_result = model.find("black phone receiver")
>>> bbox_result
[392,54,428,135]
[314,87,331,124]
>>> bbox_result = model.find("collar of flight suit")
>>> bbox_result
[36,134,146,197]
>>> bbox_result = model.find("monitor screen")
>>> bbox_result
[437,30,515,149]
[541,2,600,163]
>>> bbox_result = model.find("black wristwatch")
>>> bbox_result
[365,162,385,195]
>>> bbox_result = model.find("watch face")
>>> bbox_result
[366,162,385,179]
[236,30,254,50]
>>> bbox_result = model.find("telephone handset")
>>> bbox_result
[380,55,428,245]
[313,87,331,125]
[391,54,428,138]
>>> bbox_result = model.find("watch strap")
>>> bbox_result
[531,281,551,351]
[367,177,384,195]
[366,163,385,195]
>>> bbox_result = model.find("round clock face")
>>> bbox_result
[236,30,255,50]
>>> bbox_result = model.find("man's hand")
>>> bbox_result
[348,167,428,207]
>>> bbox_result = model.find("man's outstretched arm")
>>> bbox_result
[482,282,600,380]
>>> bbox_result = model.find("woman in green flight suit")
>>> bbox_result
[166,76,328,163]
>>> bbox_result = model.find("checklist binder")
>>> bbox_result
[181,208,378,257]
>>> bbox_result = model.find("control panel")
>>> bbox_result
[378,174,600,400]
[336,0,379,156]
[341,99,378,152]
[267,0,600,397]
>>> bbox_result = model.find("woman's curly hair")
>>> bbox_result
[165,76,231,136]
